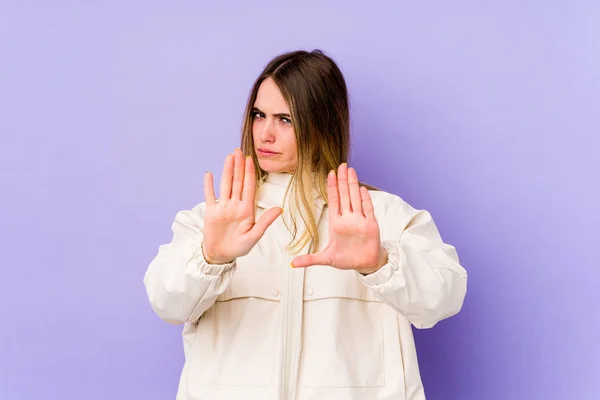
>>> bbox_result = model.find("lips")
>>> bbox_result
[257,148,279,156]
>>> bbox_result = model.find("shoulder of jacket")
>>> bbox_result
[368,190,407,212]
[173,201,208,223]
[368,190,422,223]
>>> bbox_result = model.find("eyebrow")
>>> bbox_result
[252,106,291,118]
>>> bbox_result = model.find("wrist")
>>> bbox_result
[357,247,388,276]
[201,242,234,265]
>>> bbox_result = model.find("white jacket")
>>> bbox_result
[144,172,468,400]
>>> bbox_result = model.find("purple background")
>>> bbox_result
[1,1,599,399]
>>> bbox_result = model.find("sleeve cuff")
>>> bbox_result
[194,242,236,276]
[359,240,404,287]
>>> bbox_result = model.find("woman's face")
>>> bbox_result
[252,78,298,174]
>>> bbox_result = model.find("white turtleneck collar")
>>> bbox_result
[256,172,325,210]
[264,172,293,187]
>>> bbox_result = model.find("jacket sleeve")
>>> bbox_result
[143,203,237,325]
[360,200,468,329]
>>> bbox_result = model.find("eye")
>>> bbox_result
[280,117,292,125]
[251,111,264,120]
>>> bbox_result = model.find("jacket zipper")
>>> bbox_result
[282,201,322,399]
[283,257,294,399]
[282,217,303,400]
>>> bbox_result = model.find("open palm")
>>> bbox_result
[291,164,386,274]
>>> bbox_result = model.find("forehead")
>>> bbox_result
[254,78,289,112]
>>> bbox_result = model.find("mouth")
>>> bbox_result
[256,148,280,157]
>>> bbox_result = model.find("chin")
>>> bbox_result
[258,160,293,174]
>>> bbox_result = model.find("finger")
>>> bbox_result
[204,171,216,204]
[326,169,340,216]
[242,155,256,203]
[360,186,376,220]
[348,167,363,216]
[291,252,328,268]
[337,163,351,213]
[231,149,244,200]
[249,206,282,242]
[220,154,234,201]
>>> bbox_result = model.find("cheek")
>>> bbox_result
[285,130,298,159]
[285,128,298,155]
[251,121,260,140]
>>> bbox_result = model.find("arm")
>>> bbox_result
[143,204,236,325]
[290,164,467,329]
[144,149,282,325]
[360,204,468,329]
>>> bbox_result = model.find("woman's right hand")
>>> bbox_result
[201,148,283,264]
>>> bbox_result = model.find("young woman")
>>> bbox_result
[144,49,468,400]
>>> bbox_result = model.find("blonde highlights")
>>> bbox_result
[241,50,370,253]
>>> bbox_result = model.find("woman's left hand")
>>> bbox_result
[291,163,388,275]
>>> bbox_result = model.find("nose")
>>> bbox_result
[257,119,275,143]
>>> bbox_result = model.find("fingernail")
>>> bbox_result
[290,262,295,268]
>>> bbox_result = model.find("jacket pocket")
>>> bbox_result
[188,266,280,387]
[299,267,385,388]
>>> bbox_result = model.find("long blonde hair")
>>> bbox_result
[241,49,374,253]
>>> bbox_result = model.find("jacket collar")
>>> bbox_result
[256,172,326,211]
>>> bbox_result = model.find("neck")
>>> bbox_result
[265,171,294,187]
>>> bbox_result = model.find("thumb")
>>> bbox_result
[249,207,283,241]
[291,252,328,268]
